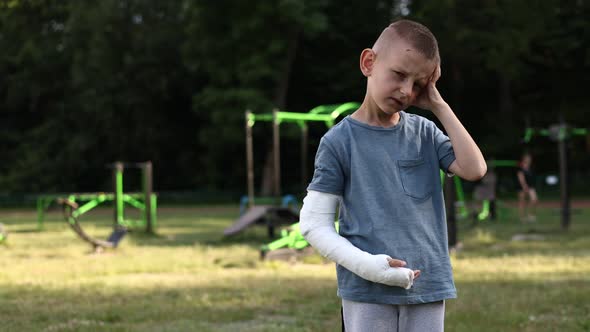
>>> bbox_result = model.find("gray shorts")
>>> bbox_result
[342,299,445,332]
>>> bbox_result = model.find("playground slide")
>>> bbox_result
[223,205,299,236]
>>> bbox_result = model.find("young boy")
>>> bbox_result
[299,20,486,332]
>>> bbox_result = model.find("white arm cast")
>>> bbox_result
[299,190,414,289]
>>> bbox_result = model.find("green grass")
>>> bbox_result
[0,203,589,331]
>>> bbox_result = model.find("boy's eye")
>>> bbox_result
[392,70,405,79]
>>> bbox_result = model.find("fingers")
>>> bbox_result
[430,65,441,83]
[386,257,407,268]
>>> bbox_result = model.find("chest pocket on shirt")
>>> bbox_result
[397,158,433,200]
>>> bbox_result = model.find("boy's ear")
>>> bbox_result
[360,48,376,77]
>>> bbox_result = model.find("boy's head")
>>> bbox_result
[360,20,440,114]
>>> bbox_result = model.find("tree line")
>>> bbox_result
[1,0,588,197]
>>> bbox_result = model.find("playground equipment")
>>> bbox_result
[440,171,469,220]
[524,120,588,230]
[224,102,360,237]
[37,161,157,249]
[260,221,340,259]
[238,194,299,217]
[260,169,473,258]
[472,159,518,221]
[0,223,6,243]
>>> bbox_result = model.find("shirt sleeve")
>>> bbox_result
[432,122,456,173]
[307,136,345,196]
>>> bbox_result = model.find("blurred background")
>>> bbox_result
[1,0,589,203]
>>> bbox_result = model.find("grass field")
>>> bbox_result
[0,203,589,331]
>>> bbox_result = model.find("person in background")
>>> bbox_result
[517,153,538,223]
[473,161,497,222]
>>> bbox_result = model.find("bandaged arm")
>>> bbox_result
[299,190,414,289]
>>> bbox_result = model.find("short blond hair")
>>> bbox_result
[373,19,440,64]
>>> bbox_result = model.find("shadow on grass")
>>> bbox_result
[455,206,590,258]
[0,275,339,332]
[0,276,588,332]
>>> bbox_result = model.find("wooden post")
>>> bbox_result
[113,162,124,227]
[558,119,570,230]
[245,110,255,208]
[143,161,154,234]
[272,109,281,198]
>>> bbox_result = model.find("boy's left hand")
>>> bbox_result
[411,65,446,112]
[387,257,421,280]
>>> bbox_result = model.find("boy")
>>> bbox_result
[299,20,486,332]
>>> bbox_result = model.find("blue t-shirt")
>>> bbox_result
[307,112,457,305]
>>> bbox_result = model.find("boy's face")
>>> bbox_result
[361,39,437,114]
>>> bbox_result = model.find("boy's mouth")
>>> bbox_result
[390,97,404,108]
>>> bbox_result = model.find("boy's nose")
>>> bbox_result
[400,82,413,98]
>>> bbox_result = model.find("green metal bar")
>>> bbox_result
[454,176,468,218]
[478,200,490,221]
[249,112,334,124]
[308,104,338,115]
[247,110,342,123]
[122,194,145,210]
[248,102,360,127]
[0,223,6,243]
[264,236,292,251]
[572,128,588,136]
[276,112,333,122]
[329,102,360,118]
[252,113,274,121]
[261,222,340,253]
[247,113,274,126]
[71,196,107,218]
[115,163,124,224]
[60,193,115,200]
[150,194,157,229]
[525,127,588,143]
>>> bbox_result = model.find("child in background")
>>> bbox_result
[517,153,538,222]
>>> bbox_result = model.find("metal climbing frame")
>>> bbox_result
[36,161,157,247]
[244,102,360,208]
